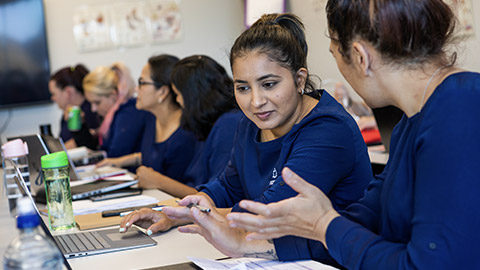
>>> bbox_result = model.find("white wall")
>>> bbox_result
[291,0,480,99]
[1,0,480,143]
[0,0,245,143]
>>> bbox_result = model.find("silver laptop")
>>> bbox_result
[12,165,157,259]
[39,134,128,181]
[8,134,135,200]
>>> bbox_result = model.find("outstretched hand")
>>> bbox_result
[119,208,177,236]
[167,205,248,258]
[227,167,340,246]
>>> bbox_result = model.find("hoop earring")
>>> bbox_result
[300,88,305,95]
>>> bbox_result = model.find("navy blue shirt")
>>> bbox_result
[327,72,480,270]
[101,98,153,158]
[141,115,200,183]
[181,110,243,187]
[199,91,372,262]
[59,100,100,143]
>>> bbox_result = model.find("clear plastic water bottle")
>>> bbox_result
[41,151,76,231]
[3,197,63,270]
[2,139,30,216]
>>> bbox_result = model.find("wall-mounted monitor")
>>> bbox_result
[0,0,51,109]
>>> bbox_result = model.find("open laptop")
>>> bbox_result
[13,165,157,260]
[39,134,128,181]
[371,106,404,153]
[7,134,136,200]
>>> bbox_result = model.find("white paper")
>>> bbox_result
[189,257,338,270]
[72,195,158,216]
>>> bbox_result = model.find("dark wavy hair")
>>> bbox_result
[50,64,89,94]
[229,13,318,97]
[147,54,180,106]
[326,0,457,67]
[171,55,237,141]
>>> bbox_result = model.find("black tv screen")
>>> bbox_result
[0,0,51,109]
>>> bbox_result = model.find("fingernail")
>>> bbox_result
[126,222,130,227]
[119,227,125,232]
[147,229,153,236]
[230,223,237,228]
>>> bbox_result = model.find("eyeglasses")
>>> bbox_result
[138,78,161,88]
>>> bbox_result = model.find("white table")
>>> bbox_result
[0,189,225,270]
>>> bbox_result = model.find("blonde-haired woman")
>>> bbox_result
[83,62,153,158]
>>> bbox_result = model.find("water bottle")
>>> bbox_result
[3,197,63,270]
[41,151,76,231]
[2,139,30,216]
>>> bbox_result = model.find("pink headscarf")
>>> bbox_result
[97,62,136,145]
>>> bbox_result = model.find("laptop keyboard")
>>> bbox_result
[54,231,111,254]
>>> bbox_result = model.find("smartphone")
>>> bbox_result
[89,188,142,202]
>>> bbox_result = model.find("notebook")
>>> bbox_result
[12,165,157,260]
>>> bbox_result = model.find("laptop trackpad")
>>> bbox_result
[106,231,140,241]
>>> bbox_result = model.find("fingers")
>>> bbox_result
[177,195,213,208]
[227,211,267,231]
[146,218,173,235]
[236,200,273,217]
[119,208,164,234]
[162,206,192,220]
[189,207,225,233]
[177,224,201,234]
[282,167,318,197]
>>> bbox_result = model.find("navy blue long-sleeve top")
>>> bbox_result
[141,115,200,183]
[326,72,480,269]
[101,98,153,158]
[182,110,243,187]
[199,91,372,263]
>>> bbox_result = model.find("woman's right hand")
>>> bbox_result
[119,208,176,236]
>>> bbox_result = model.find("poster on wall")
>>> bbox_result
[73,6,113,52]
[445,0,475,37]
[109,2,149,48]
[146,0,183,43]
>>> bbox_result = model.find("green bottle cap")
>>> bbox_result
[41,151,69,168]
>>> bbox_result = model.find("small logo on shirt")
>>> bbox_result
[269,168,278,186]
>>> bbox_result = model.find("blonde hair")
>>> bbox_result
[83,62,135,98]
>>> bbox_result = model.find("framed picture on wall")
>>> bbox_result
[73,5,113,52]
[146,0,183,43]
[444,0,475,37]
[109,2,148,48]
[244,0,285,28]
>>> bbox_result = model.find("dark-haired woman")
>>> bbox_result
[226,1,480,269]
[120,14,371,266]
[97,55,200,189]
[49,64,100,149]
[130,55,242,198]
